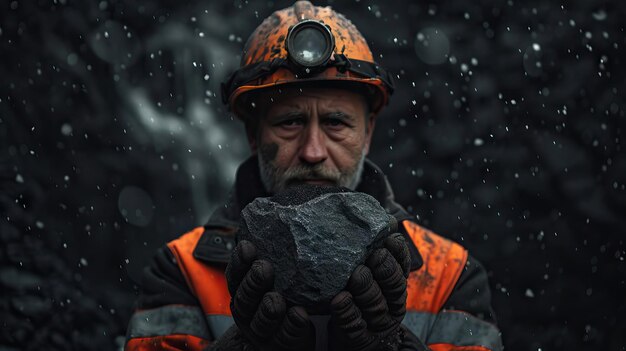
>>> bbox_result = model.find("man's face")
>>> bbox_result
[249,87,375,194]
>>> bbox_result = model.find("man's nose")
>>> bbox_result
[298,124,328,165]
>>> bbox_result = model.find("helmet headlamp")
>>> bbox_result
[220,1,396,114]
[285,20,335,75]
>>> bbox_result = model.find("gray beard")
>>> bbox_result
[258,151,366,194]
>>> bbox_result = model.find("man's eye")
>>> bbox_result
[277,119,304,127]
[325,118,346,127]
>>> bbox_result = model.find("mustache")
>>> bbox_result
[282,164,341,182]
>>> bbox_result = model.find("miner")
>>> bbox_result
[125,1,502,350]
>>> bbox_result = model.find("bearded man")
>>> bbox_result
[125,2,503,351]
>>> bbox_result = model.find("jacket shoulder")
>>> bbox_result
[444,254,498,324]
[402,220,468,313]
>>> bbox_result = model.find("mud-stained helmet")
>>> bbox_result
[221,1,394,118]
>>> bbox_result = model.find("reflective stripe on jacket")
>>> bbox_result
[125,221,502,351]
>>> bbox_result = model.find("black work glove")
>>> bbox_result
[329,232,413,351]
[206,324,253,351]
[397,325,430,351]
[224,240,315,351]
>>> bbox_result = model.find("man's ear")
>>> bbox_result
[364,112,376,155]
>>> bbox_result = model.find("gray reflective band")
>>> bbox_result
[206,314,235,339]
[403,311,503,351]
[402,311,437,341]
[127,305,210,339]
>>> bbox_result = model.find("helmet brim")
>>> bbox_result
[231,76,389,121]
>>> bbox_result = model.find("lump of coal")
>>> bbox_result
[238,185,394,311]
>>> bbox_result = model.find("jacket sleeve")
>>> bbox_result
[124,246,212,351]
[423,255,503,351]
[443,255,498,325]
[401,220,502,351]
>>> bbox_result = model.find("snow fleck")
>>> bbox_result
[80,258,88,266]
[532,43,541,51]
[67,53,78,66]
[61,123,73,136]
[414,27,450,65]
[537,231,545,240]
[525,288,535,298]
[474,138,484,146]
[592,9,607,21]
[15,174,24,183]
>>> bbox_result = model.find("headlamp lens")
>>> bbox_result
[286,20,335,71]
[292,27,327,65]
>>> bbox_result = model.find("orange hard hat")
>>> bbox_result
[221,1,394,118]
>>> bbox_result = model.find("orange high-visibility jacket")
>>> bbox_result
[125,158,503,351]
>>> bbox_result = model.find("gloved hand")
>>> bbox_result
[329,232,413,351]
[225,240,315,351]
[397,325,431,351]
[206,324,253,351]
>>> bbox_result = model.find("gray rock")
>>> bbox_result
[239,186,393,311]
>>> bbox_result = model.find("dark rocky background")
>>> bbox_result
[1,0,624,350]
